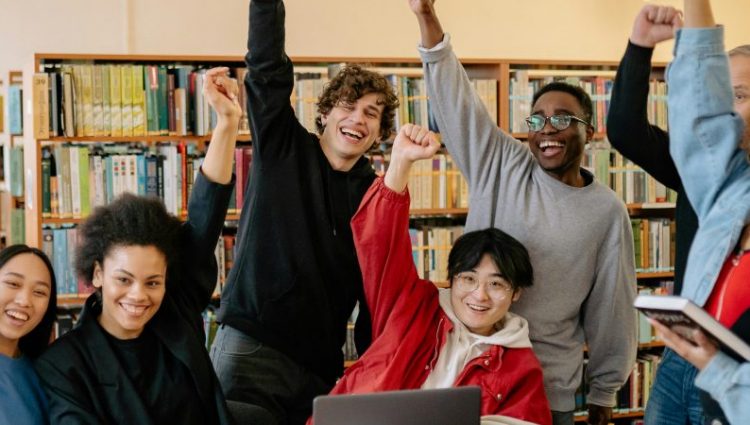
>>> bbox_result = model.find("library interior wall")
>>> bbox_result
[2,0,750,132]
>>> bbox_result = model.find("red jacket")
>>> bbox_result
[312,178,551,425]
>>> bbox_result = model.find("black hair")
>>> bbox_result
[0,244,58,358]
[75,193,182,286]
[532,81,594,123]
[447,228,533,291]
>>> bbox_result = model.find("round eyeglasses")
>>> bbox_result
[525,114,592,132]
[453,273,514,298]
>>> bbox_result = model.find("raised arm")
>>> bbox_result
[174,68,238,315]
[245,0,304,161]
[667,0,747,219]
[409,0,525,193]
[351,124,440,338]
[607,5,683,190]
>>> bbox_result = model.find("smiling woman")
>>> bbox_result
[0,244,57,425]
[32,67,241,425]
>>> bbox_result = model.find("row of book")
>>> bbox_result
[40,142,253,219]
[574,354,661,420]
[407,153,470,211]
[410,224,465,283]
[509,71,668,134]
[632,218,675,273]
[33,64,252,139]
[583,141,678,205]
[289,71,497,136]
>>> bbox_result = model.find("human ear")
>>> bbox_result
[511,288,522,302]
[92,262,104,289]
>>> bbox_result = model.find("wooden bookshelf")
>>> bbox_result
[24,53,672,421]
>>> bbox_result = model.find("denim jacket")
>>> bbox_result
[667,26,750,424]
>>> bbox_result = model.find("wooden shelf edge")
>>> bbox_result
[574,409,644,423]
[40,134,252,143]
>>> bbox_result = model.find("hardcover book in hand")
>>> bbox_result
[634,294,750,361]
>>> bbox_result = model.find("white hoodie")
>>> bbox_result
[421,289,532,390]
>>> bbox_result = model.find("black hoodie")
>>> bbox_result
[217,0,375,385]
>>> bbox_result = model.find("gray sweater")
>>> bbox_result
[419,35,637,411]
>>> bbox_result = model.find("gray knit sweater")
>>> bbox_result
[419,35,637,411]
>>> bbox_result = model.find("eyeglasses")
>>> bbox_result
[525,114,592,132]
[453,273,514,298]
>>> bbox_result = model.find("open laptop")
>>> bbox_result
[312,386,481,425]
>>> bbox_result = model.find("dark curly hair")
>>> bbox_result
[448,228,533,292]
[75,193,182,286]
[315,64,399,141]
[0,244,57,358]
[532,81,594,124]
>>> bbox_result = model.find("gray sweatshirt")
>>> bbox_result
[419,35,637,411]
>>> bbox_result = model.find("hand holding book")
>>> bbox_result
[649,317,719,370]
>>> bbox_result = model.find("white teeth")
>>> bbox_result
[539,140,564,149]
[468,304,489,312]
[121,304,147,315]
[6,310,29,321]
[341,128,364,139]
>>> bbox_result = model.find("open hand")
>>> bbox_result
[203,67,242,120]
[631,5,683,48]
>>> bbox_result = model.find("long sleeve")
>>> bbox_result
[173,171,234,318]
[581,211,638,406]
[350,178,426,339]
[607,41,681,190]
[695,352,750,423]
[667,26,750,304]
[418,35,531,199]
[245,0,306,162]
[667,27,747,220]
[34,357,101,425]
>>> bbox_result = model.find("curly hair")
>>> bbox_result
[0,244,57,358]
[75,193,182,286]
[315,64,399,141]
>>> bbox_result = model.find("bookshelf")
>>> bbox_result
[24,52,674,420]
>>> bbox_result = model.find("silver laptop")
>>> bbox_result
[312,386,481,425]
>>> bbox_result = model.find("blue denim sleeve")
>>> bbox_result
[666,26,747,220]
[695,352,750,423]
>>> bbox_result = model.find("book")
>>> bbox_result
[634,294,750,361]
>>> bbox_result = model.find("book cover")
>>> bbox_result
[634,294,750,361]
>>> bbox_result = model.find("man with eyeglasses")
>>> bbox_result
[408,1,637,424]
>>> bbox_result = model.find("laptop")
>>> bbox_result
[312,386,481,425]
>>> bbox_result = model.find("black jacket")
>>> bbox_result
[606,41,699,296]
[35,173,234,425]
[217,0,375,385]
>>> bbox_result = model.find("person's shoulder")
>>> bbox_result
[37,325,93,366]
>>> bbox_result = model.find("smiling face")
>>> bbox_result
[94,245,167,340]
[528,91,593,186]
[0,253,52,357]
[319,92,384,171]
[450,254,521,336]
